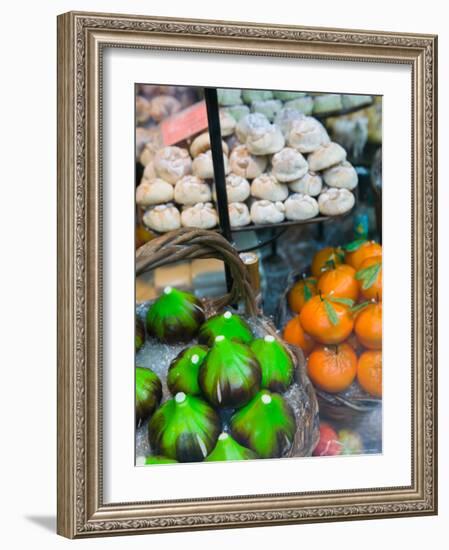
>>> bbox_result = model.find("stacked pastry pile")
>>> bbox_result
[137,89,362,233]
[136,85,200,162]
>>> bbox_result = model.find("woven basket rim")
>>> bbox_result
[136,228,258,316]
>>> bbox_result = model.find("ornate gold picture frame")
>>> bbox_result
[57,11,437,538]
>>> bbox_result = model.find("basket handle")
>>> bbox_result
[136,228,258,316]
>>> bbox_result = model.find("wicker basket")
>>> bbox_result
[136,228,320,458]
[276,267,382,425]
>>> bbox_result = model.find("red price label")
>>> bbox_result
[159,101,208,146]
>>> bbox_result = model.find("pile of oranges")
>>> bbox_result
[283,240,382,398]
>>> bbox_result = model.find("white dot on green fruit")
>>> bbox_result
[261,394,272,404]
[264,335,275,343]
[175,392,186,403]
[215,335,225,342]
[191,354,200,364]
[224,311,232,319]
[163,286,172,295]
[218,433,229,441]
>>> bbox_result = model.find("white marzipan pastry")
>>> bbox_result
[235,113,271,143]
[181,202,218,229]
[250,200,285,225]
[221,105,250,122]
[284,96,314,116]
[332,118,368,161]
[251,173,289,202]
[192,150,230,179]
[143,203,181,232]
[174,175,212,205]
[149,95,181,122]
[284,193,319,221]
[141,161,157,182]
[219,109,236,136]
[318,187,355,216]
[229,202,251,227]
[288,171,323,196]
[139,138,160,167]
[229,144,267,179]
[136,128,154,158]
[153,146,192,184]
[226,134,240,152]
[323,161,358,190]
[274,108,305,137]
[251,99,283,122]
[307,142,347,172]
[189,132,229,158]
[213,174,250,203]
[271,147,308,182]
[136,96,152,124]
[138,84,177,98]
[246,124,285,155]
[139,145,154,168]
[136,178,174,207]
[287,116,330,154]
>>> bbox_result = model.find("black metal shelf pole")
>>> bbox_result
[204,88,234,292]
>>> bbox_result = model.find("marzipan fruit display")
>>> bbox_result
[146,286,205,343]
[250,335,294,392]
[135,317,145,351]
[205,432,258,461]
[199,335,261,409]
[148,392,221,462]
[230,390,296,458]
[136,367,162,427]
[167,345,208,395]
[144,455,178,465]
[198,311,253,346]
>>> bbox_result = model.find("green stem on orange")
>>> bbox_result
[351,300,371,315]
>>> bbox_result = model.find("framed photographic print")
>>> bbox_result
[57,11,438,538]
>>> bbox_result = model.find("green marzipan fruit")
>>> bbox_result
[135,317,145,352]
[144,455,178,465]
[242,89,273,104]
[136,367,162,428]
[222,105,250,122]
[198,311,253,346]
[205,433,258,462]
[230,390,296,458]
[148,393,221,462]
[167,345,208,396]
[250,336,294,392]
[272,90,306,101]
[199,336,261,409]
[146,287,205,344]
